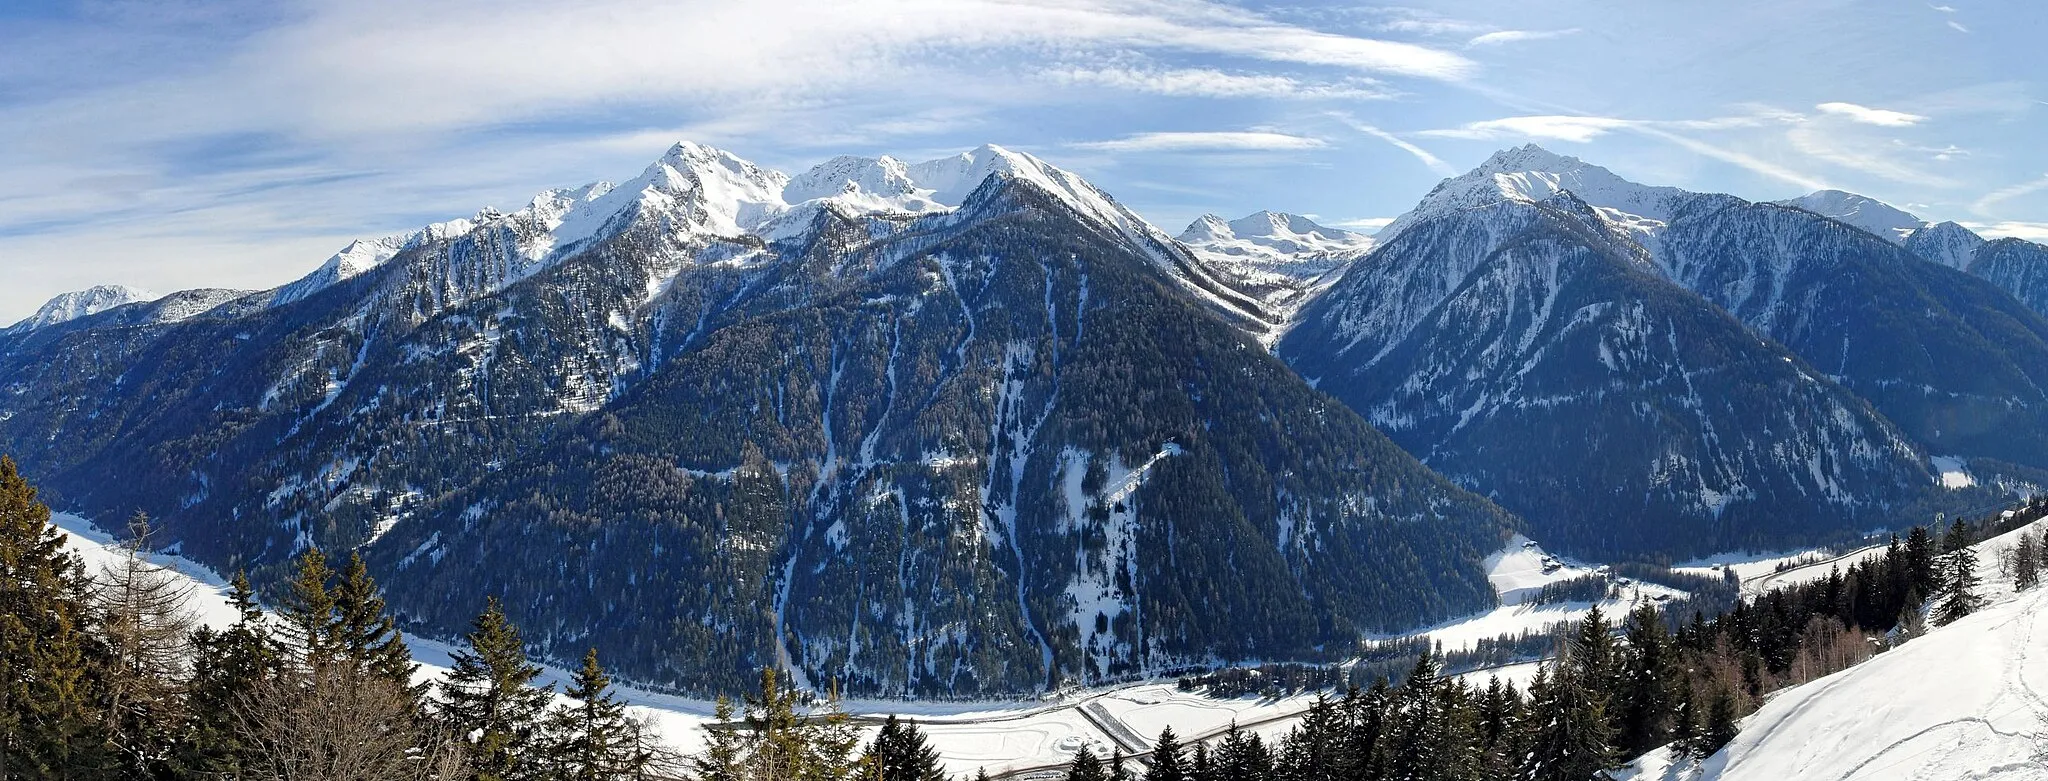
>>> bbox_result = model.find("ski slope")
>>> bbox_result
[1620,518,2048,781]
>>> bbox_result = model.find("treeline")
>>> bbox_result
[0,456,674,779]
[1049,508,2046,781]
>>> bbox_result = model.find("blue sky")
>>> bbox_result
[2,0,2044,320]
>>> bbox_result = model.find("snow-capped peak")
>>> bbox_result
[1902,220,1986,270]
[1177,211,1373,260]
[1376,144,1689,245]
[8,284,157,334]
[1775,189,1928,245]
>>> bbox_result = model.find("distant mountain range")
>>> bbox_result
[3,141,2043,695]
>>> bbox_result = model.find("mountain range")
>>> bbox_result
[3,140,2044,695]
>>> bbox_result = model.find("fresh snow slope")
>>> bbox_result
[7,285,157,334]
[1903,220,1987,271]
[1620,518,2048,781]
[1410,536,1685,653]
[1176,211,1373,284]
[1372,145,1690,247]
[1775,190,1928,244]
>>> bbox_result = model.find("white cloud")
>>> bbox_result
[1328,113,1455,174]
[1330,216,1395,231]
[1962,221,2048,241]
[1419,115,1636,143]
[1043,66,1392,100]
[1466,29,1581,47]
[1071,131,1328,152]
[1787,124,1957,188]
[1929,4,1957,12]
[1971,174,2048,215]
[1815,102,1927,126]
[1949,20,1970,33]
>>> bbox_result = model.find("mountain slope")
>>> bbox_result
[1279,193,1931,557]
[1969,237,2048,319]
[1774,189,1926,244]
[1619,518,2048,781]
[6,285,157,334]
[0,142,1513,696]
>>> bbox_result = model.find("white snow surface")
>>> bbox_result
[1176,211,1374,280]
[1618,518,2048,781]
[1403,537,1685,653]
[7,285,157,333]
[1374,144,1691,246]
[1775,189,1928,245]
[1932,454,1979,488]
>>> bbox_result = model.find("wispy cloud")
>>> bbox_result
[1949,20,1970,33]
[1419,115,1638,143]
[1043,66,1393,100]
[1786,124,1956,188]
[1972,174,2048,215]
[1467,29,1581,47]
[1962,221,2048,241]
[1815,102,1927,126]
[1328,113,1455,174]
[1072,131,1328,152]
[1330,216,1395,231]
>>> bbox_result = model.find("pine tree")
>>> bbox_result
[1385,651,1455,781]
[1066,746,1107,781]
[332,551,420,699]
[1147,726,1187,781]
[1475,676,1523,779]
[1934,520,1981,626]
[1903,526,1938,601]
[1276,697,1341,781]
[279,546,340,674]
[0,456,108,778]
[440,597,554,781]
[1188,741,1215,781]
[861,715,946,781]
[2010,531,2039,591]
[1520,660,1615,781]
[550,648,653,781]
[692,697,746,781]
[1110,749,1133,781]
[1339,678,1392,781]
[182,571,278,777]
[1693,686,1740,757]
[1667,678,1699,761]
[1615,604,1674,756]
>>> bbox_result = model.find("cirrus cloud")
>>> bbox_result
[1815,102,1927,126]
[1071,131,1328,152]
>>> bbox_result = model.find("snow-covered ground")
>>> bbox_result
[1618,518,2048,781]
[1401,537,1686,653]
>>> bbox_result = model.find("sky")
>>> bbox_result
[1,0,2044,322]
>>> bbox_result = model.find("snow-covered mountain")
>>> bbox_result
[1174,211,1372,332]
[1773,189,1928,244]
[1901,219,1985,270]
[1372,145,1690,248]
[1280,190,1934,557]
[6,285,156,334]
[0,140,1513,697]
[1618,517,2048,781]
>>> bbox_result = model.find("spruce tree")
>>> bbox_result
[440,597,553,781]
[692,697,746,781]
[1110,749,1133,781]
[278,546,340,674]
[1615,604,1674,756]
[1520,661,1615,781]
[182,572,277,777]
[0,456,107,777]
[1694,686,1740,757]
[2010,531,2039,591]
[551,648,652,781]
[1340,678,1392,781]
[1188,741,1215,781]
[1934,520,1981,626]
[1903,526,1938,600]
[862,714,946,781]
[1146,726,1186,781]
[1066,746,1107,781]
[332,551,419,699]
[1667,678,1698,761]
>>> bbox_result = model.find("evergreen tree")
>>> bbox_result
[0,456,107,777]
[692,697,746,781]
[708,668,860,781]
[1276,697,1341,781]
[1188,742,1215,781]
[1903,526,1938,600]
[181,571,277,776]
[2010,531,2039,591]
[1474,676,1523,779]
[1667,678,1699,761]
[1693,686,1740,758]
[1615,604,1675,756]
[861,715,945,781]
[1110,749,1133,781]
[1145,726,1186,781]
[551,648,654,781]
[1066,746,1107,781]
[1934,520,1981,626]
[279,546,340,674]
[1520,662,1615,781]
[440,597,554,781]
[333,551,420,699]
[1339,678,1392,781]
[1385,651,1457,781]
